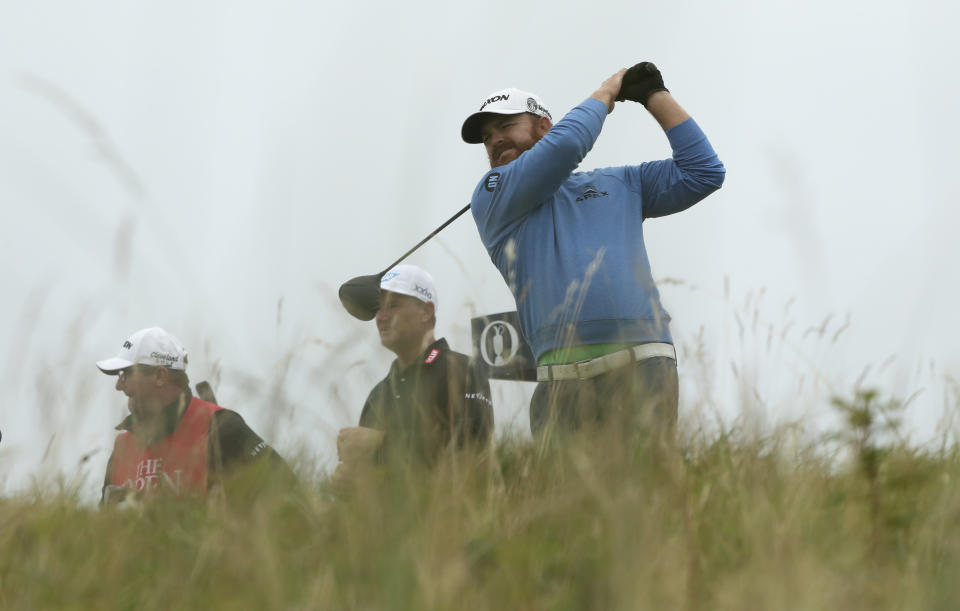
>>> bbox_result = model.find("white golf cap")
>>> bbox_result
[461,87,552,144]
[380,264,438,312]
[96,327,188,373]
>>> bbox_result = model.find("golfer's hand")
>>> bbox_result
[337,426,385,463]
[592,68,627,114]
[616,62,669,107]
[330,461,359,499]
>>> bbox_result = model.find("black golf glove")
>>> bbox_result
[616,62,669,107]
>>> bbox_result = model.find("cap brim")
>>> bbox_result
[96,357,134,374]
[461,110,525,144]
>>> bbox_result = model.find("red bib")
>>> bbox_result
[110,397,221,497]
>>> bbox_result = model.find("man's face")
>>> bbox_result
[480,113,547,168]
[115,365,159,419]
[375,291,430,354]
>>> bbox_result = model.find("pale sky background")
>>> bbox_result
[1,0,957,500]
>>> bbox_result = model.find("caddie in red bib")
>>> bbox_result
[96,327,294,505]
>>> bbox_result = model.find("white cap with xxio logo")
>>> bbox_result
[380,264,439,312]
[461,87,552,144]
[96,327,188,373]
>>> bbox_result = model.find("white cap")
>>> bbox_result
[96,327,188,373]
[380,264,438,312]
[461,87,552,144]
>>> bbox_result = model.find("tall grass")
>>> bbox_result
[2,386,960,610]
[9,73,958,610]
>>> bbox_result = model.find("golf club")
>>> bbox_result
[339,203,472,320]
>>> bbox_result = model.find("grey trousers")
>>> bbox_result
[529,356,679,438]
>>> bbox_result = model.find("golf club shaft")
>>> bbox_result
[380,203,472,274]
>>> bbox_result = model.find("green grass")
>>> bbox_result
[2,389,960,610]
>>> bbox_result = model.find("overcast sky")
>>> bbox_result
[1,0,957,499]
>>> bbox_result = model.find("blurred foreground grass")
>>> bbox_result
[2,389,959,610]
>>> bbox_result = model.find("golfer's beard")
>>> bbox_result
[488,140,535,169]
[127,396,146,420]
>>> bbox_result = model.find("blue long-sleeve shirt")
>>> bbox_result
[470,97,725,360]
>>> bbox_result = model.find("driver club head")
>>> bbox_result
[338,273,383,321]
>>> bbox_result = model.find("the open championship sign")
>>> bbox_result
[470,311,536,381]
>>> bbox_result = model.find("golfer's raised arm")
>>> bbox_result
[471,102,607,250]
[631,102,725,220]
[645,91,691,132]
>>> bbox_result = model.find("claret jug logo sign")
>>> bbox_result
[480,320,520,367]
[470,311,537,381]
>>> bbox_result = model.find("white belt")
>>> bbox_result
[536,343,676,382]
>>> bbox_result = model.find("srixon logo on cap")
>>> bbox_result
[122,341,133,349]
[479,94,509,111]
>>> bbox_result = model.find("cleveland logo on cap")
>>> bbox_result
[150,351,180,364]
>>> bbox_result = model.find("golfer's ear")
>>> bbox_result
[423,301,436,324]
[536,115,552,137]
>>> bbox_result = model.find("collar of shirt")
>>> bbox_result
[114,389,193,444]
[388,337,450,380]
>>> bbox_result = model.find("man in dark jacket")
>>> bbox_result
[334,265,493,490]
